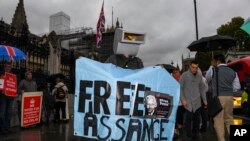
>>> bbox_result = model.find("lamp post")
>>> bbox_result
[194,0,199,40]
[193,0,200,61]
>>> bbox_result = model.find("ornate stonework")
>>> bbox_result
[10,0,29,37]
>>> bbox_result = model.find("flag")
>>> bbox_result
[96,1,105,48]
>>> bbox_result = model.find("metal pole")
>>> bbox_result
[194,0,200,60]
[194,0,199,40]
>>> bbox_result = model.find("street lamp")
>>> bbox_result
[194,0,199,40]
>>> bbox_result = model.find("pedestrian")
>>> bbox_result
[198,70,209,132]
[205,54,240,141]
[172,68,181,82]
[171,68,184,139]
[17,71,37,126]
[0,62,16,134]
[38,84,54,125]
[52,76,68,123]
[180,60,207,141]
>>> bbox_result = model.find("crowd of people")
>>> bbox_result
[173,54,241,141]
[0,61,69,135]
[106,46,243,141]
[0,53,247,141]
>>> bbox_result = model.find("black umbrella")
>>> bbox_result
[157,64,176,73]
[187,35,237,52]
[47,73,65,83]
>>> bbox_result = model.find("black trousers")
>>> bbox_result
[185,108,201,138]
[176,106,185,126]
[200,105,208,129]
[55,101,66,120]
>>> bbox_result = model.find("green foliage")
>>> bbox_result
[217,17,250,51]
[195,16,250,71]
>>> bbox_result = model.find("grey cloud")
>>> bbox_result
[0,0,249,68]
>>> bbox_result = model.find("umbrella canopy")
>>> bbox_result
[240,17,250,35]
[0,45,27,60]
[47,73,66,83]
[157,64,176,73]
[187,35,237,52]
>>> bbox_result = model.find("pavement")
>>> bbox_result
[0,118,218,141]
[0,120,95,141]
[1,115,249,141]
[0,94,249,141]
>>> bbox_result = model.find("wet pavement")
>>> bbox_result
[0,118,217,141]
[0,115,249,141]
[0,119,101,141]
[1,94,249,141]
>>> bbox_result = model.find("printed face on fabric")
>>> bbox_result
[146,95,157,114]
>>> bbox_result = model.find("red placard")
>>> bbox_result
[21,92,43,127]
[4,72,17,97]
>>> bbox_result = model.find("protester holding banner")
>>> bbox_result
[198,70,209,132]
[52,76,68,123]
[180,60,207,141]
[0,62,16,134]
[74,57,180,141]
[17,71,37,125]
[105,28,144,69]
[38,84,54,125]
[105,54,143,69]
[172,68,184,138]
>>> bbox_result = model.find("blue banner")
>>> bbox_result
[74,57,180,141]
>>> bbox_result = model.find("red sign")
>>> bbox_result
[21,92,43,127]
[4,72,17,97]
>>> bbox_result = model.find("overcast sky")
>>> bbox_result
[1,0,250,68]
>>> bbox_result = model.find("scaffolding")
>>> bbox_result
[58,26,114,62]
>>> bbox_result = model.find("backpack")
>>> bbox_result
[55,85,66,99]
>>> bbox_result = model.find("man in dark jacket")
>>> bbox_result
[105,54,143,69]
[17,71,37,124]
[0,62,15,134]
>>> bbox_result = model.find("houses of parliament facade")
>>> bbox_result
[0,0,122,92]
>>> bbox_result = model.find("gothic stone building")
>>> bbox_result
[0,0,122,92]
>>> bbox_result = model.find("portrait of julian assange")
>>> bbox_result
[145,94,158,116]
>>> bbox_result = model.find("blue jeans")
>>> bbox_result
[0,94,14,131]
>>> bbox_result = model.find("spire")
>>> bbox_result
[116,17,120,28]
[11,0,29,36]
[111,6,114,29]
